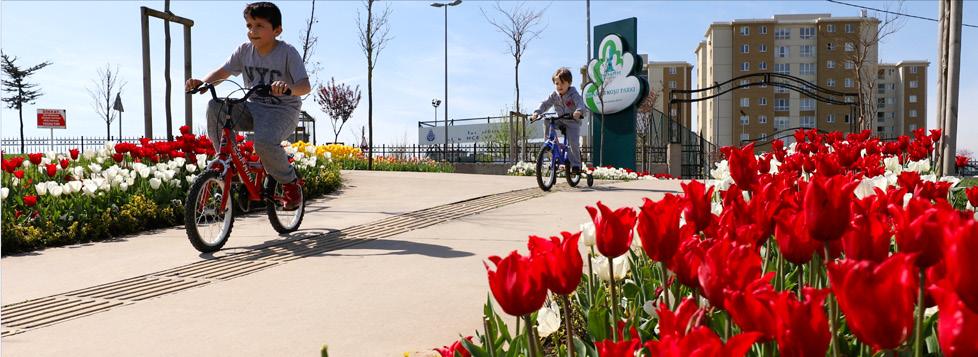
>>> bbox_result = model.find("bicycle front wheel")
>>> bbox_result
[566,162,581,187]
[536,146,557,191]
[185,170,234,253]
[266,177,305,234]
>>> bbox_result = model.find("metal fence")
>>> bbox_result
[1,136,169,154]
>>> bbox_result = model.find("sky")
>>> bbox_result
[1,0,976,153]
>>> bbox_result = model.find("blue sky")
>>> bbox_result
[1,1,976,152]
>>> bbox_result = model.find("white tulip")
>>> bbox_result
[710,160,730,180]
[82,180,98,196]
[907,159,931,174]
[138,167,151,178]
[769,157,782,174]
[536,299,562,338]
[11,178,19,187]
[82,150,97,160]
[126,176,135,186]
[883,156,902,174]
[304,145,316,155]
[940,176,961,188]
[149,177,162,190]
[163,170,176,181]
[185,164,198,173]
[67,180,82,193]
[111,175,125,187]
[1,187,8,199]
[119,182,129,192]
[88,163,102,174]
[40,157,51,166]
[45,151,57,160]
[172,157,187,168]
[196,154,208,168]
[49,185,63,197]
[592,255,630,282]
[854,178,877,199]
[579,222,596,247]
[95,156,105,164]
[35,182,48,196]
[103,141,116,151]
[186,174,198,184]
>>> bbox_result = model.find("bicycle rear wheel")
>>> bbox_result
[266,177,305,234]
[536,146,557,191]
[185,170,234,253]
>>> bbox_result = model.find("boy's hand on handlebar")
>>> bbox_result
[270,81,290,96]
[573,110,583,120]
[530,113,538,121]
[186,79,206,94]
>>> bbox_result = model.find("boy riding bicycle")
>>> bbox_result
[531,67,586,175]
[185,2,310,210]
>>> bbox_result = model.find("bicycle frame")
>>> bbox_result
[541,115,572,169]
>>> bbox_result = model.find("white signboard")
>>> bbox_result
[583,34,644,114]
[418,119,589,145]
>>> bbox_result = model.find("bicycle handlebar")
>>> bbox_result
[186,83,292,103]
[530,112,574,123]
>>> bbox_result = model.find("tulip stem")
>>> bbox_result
[524,314,541,357]
[587,251,595,307]
[797,263,804,299]
[561,294,576,357]
[776,250,785,290]
[660,262,671,311]
[608,258,619,339]
[483,316,497,357]
[913,270,925,357]
[824,244,840,357]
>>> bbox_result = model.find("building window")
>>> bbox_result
[775,63,790,75]
[845,23,854,33]
[845,42,855,52]
[909,124,917,131]
[845,114,851,123]
[741,26,750,36]
[887,97,894,105]
[878,98,886,109]
[800,45,815,57]
[760,25,768,34]
[800,116,816,128]
[671,108,678,117]
[740,79,751,86]
[826,60,835,69]
[910,109,918,118]
[878,86,886,94]
[741,44,749,53]
[759,97,768,106]
[777,46,789,58]
[878,112,886,122]
[759,43,767,52]
[669,80,677,89]
[775,117,789,130]
[844,78,853,88]
[827,78,836,87]
[775,27,790,39]
[759,61,768,70]
[827,42,835,51]
[878,126,885,132]
[909,80,919,88]
[826,24,836,33]
[909,95,918,103]
[741,61,750,72]
[759,115,768,124]
[800,27,816,39]
[740,132,750,141]
[775,98,789,111]
[775,86,788,93]
[669,67,677,75]
[800,63,815,75]
[740,115,749,125]
[910,66,918,74]
[800,98,815,111]
[740,97,750,107]
[827,114,836,123]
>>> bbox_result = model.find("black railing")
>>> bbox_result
[1,136,170,154]
[364,143,667,165]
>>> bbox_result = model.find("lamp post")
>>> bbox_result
[432,99,442,153]
[431,0,462,159]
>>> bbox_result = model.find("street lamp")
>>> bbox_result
[431,98,442,127]
[431,0,462,159]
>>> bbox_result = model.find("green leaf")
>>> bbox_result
[587,306,610,342]
[459,338,490,357]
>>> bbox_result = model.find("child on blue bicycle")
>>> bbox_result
[531,67,587,174]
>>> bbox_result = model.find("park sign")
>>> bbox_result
[583,34,645,114]
[36,109,66,129]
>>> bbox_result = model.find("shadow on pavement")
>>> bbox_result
[322,238,475,259]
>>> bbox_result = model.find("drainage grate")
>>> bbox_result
[1,185,568,337]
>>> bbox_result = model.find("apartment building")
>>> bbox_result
[646,61,694,128]
[697,13,928,147]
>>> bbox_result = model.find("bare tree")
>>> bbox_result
[1,53,52,153]
[298,0,322,86]
[88,64,126,140]
[357,0,392,170]
[163,0,174,140]
[845,1,905,133]
[316,78,362,144]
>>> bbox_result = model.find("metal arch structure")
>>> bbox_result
[666,72,860,178]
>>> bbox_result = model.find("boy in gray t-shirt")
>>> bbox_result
[531,67,587,174]
[186,2,310,210]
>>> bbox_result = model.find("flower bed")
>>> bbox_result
[507,161,673,181]
[440,128,978,357]
[1,128,341,255]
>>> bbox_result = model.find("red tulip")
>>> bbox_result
[644,327,761,357]
[957,155,970,169]
[965,187,978,208]
[69,148,79,160]
[179,125,192,135]
[803,174,856,241]
[698,239,762,308]
[59,159,69,169]
[772,288,831,357]
[434,336,473,357]
[44,164,57,178]
[842,196,892,263]
[636,194,683,263]
[527,231,583,295]
[723,274,778,341]
[23,195,37,207]
[586,201,637,258]
[27,153,42,165]
[13,170,24,179]
[484,251,547,317]
[774,210,821,265]
[891,197,949,268]
[112,153,124,163]
[827,254,918,350]
[681,180,716,234]
[668,234,710,290]
[595,338,639,357]
[944,219,978,313]
[725,142,758,191]
[930,284,978,357]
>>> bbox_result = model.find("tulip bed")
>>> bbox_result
[1,128,342,255]
[438,128,978,357]
[506,162,673,181]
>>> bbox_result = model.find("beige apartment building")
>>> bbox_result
[696,13,928,147]
[646,61,694,128]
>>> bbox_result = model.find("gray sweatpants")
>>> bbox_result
[207,99,299,183]
[545,118,582,168]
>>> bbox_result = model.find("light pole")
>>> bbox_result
[431,0,461,159]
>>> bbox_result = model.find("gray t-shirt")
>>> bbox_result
[222,41,308,111]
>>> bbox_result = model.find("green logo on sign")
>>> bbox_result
[583,34,643,114]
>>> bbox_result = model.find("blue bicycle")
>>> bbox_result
[531,112,594,191]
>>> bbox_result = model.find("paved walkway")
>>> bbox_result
[1,171,682,356]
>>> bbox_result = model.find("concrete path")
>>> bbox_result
[1,171,682,356]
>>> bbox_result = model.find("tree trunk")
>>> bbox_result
[164,0,173,141]
[366,0,374,170]
[18,105,24,154]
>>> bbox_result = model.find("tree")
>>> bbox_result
[357,0,392,170]
[483,1,546,160]
[845,1,905,133]
[316,78,362,144]
[88,63,126,140]
[1,53,52,153]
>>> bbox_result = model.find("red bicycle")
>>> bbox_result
[184,82,305,253]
